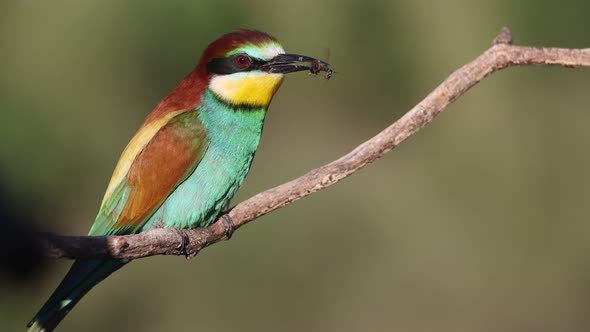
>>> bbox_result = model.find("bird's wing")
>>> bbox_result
[89,110,208,236]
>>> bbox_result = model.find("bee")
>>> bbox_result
[309,59,334,80]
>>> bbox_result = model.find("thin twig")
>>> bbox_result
[41,27,590,260]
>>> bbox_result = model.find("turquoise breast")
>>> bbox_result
[143,90,267,230]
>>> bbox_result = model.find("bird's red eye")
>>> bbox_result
[235,55,250,68]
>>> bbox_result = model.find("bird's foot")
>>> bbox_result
[175,228,190,258]
[220,214,234,240]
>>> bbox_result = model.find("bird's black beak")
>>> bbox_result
[260,53,331,74]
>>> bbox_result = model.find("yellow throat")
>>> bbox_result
[209,71,284,107]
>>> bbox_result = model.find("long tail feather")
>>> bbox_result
[27,259,127,332]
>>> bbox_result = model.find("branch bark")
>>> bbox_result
[41,27,590,260]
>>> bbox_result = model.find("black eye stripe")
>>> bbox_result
[207,54,265,75]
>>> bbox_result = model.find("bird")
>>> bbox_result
[28,29,331,332]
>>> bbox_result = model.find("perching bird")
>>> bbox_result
[28,29,331,332]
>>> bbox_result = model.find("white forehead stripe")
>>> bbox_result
[226,42,285,61]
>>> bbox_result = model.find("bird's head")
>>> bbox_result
[196,29,326,108]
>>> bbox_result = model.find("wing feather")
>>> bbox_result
[89,110,208,236]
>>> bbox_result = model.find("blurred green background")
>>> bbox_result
[2,0,590,331]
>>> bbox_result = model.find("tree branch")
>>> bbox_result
[41,27,590,260]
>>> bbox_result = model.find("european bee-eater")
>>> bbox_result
[28,29,331,332]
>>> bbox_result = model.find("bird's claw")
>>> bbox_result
[220,214,234,240]
[175,229,190,258]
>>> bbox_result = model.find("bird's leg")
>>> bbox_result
[220,200,232,214]
[174,228,190,258]
[220,214,234,240]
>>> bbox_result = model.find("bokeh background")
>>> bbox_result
[2,1,590,331]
